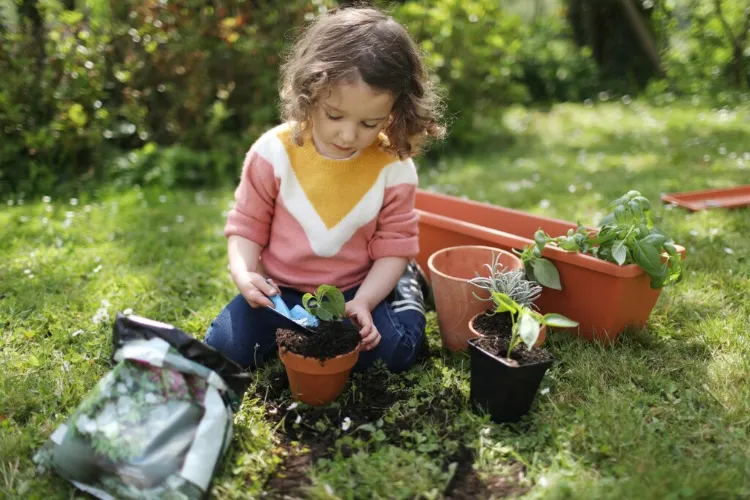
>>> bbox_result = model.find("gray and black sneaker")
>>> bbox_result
[390,260,430,315]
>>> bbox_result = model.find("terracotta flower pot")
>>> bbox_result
[427,246,523,351]
[416,190,686,344]
[278,347,359,406]
[468,311,546,347]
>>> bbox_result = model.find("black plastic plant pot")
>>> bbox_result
[468,337,554,423]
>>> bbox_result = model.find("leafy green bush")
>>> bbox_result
[393,0,531,148]
[0,0,338,194]
[517,14,601,102]
[653,0,749,96]
[1,2,116,194]
[2,0,747,196]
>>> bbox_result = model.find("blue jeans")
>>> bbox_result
[204,286,425,372]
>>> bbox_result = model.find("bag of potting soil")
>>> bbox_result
[33,313,252,500]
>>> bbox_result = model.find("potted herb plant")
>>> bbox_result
[426,246,523,351]
[467,254,547,346]
[276,285,361,406]
[468,292,578,423]
[415,189,685,343]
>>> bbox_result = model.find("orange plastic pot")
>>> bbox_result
[278,347,359,406]
[468,311,546,347]
[416,190,686,344]
[427,246,523,351]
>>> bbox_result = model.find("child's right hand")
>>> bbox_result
[234,271,281,308]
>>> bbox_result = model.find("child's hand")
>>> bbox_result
[346,300,381,351]
[234,272,281,308]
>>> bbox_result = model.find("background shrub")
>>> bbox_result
[1,0,748,195]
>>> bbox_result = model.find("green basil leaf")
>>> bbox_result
[523,261,537,284]
[608,194,629,210]
[632,239,664,277]
[612,239,627,265]
[628,200,644,221]
[663,242,679,257]
[534,230,547,250]
[532,258,562,290]
[542,313,579,328]
[560,236,580,251]
[641,233,667,249]
[587,229,616,245]
[649,263,670,289]
[518,313,541,350]
[597,212,616,226]
[635,195,651,211]
[614,205,627,223]
[668,257,683,284]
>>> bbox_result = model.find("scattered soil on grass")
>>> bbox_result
[259,363,528,498]
[472,311,513,337]
[474,336,553,366]
[263,441,325,498]
[445,447,530,499]
[260,367,411,497]
[260,337,441,497]
[275,321,360,361]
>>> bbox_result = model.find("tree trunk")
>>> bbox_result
[619,0,664,76]
[18,0,45,78]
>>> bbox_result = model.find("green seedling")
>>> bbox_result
[302,285,346,322]
[490,292,578,360]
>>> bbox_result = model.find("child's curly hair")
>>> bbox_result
[279,5,445,158]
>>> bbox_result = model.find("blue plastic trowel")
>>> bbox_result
[265,293,320,335]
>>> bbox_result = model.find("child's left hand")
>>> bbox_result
[345,300,381,351]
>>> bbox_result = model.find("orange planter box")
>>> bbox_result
[415,190,684,343]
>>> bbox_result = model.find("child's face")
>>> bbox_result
[311,79,395,159]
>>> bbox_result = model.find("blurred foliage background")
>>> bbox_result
[1,0,749,195]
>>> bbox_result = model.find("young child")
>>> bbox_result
[204,6,444,372]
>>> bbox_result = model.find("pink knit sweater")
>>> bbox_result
[224,124,419,293]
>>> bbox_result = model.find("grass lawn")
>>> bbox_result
[2,99,749,499]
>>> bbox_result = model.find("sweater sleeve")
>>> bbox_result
[223,148,278,246]
[368,159,420,260]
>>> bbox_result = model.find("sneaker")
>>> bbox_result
[390,260,429,315]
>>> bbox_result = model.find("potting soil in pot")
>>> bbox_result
[474,336,553,365]
[276,322,360,361]
[472,311,514,337]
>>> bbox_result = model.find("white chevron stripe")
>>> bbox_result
[253,129,418,258]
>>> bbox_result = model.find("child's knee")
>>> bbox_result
[382,333,423,373]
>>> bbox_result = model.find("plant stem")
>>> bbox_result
[507,312,517,359]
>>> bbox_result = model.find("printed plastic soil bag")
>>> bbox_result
[33,313,252,500]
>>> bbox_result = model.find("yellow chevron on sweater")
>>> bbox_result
[279,129,396,229]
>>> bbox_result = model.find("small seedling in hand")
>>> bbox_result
[302,285,346,322]
[490,292,578,361]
